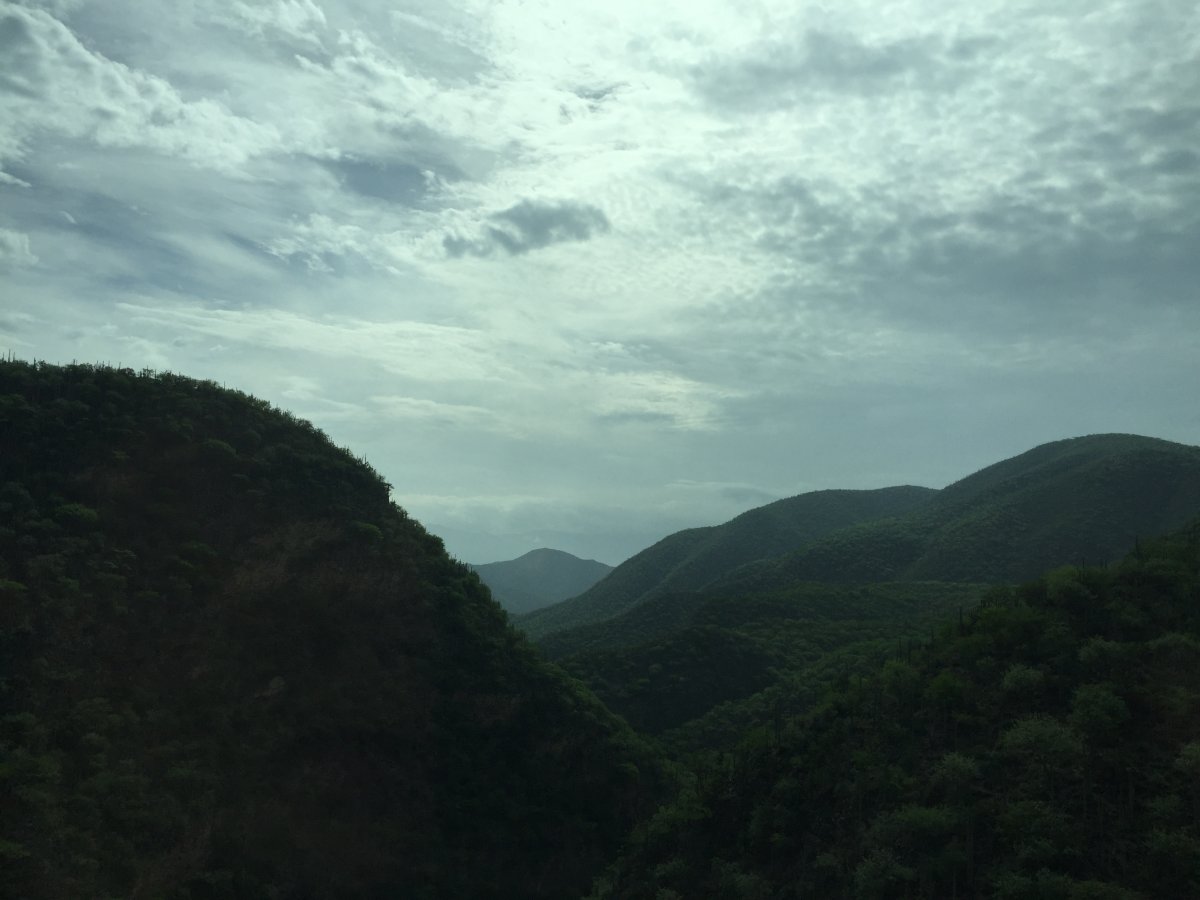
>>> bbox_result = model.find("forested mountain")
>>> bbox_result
[592,521,1200,899]
[0,360,663,900]
[553,581,986,752]
[518,434,1200,763]
[470,547,613,615]
[519,486,936,640]
[523,435,1200,645]
[718,434,1200,594]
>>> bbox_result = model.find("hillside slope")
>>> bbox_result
[716,434,1200,594]
[0,361,662,900]
[554,581,982,745]
[471,547,613,615]
[519,486,935,640]
[594,521,1200,899]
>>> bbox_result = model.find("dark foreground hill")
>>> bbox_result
[519,486,936,640]
[0,361,662,900]
[592,522,1200,899]
[471,547,613,615]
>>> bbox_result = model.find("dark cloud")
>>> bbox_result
[593,409,678,427]
[443,199,610,258]
[321,146,467,207]
[694,28,976,109]
[324,157,432,205]
[685,78,1200,342]
[573,84,621,103]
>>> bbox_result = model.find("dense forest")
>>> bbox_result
[590,524,1200,899]
[523,433,1200,762]
[0,360,664,899]
[2,359,1198,899]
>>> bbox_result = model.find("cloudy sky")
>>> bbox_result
[2,0,1198,564]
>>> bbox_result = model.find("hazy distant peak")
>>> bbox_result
[472,547,614,615]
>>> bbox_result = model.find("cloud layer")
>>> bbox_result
[2,0,1198,563]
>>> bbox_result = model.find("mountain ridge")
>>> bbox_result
[715,432,1200,594]
[518,485,936,640]
[523,433,1200,644]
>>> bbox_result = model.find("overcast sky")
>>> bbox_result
[2,0,1198,564]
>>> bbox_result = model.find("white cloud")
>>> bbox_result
[227,0,327,45]
[0,228,37,266]
[0,4,280,172]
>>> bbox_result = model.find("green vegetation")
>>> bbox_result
[551,582,984,752]
[0,360,664,899]
[590,523,1200,899]
[720,434,1200,594]
[4,359,1198,900]
[518,486,936,640]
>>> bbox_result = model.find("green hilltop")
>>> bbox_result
[521,433,1200,646]
[719,433,1200,592]
[0,360,663,900]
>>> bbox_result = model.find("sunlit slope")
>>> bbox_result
[519,486,935,640]
[0,360,662,900]
[716,433,1200,594]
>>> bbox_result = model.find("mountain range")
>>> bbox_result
[515,432,1200,754]
[520,434,1200,644]
[518,485,935,639]
[5,359,1199,900]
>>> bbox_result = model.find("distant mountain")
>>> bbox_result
[472,548,613,615]
[0,361,662,900]
[717,433,1200,595]
[518,486,936,640]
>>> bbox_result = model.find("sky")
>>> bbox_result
[1,0,1198,565]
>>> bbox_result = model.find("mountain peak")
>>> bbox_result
[472,547,614,615]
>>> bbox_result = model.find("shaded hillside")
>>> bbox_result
[471,547,613,615]
[593,522,1200,899]
[555,582,981,747]
[519,486,935,640]
[716,433,1200,593]
[0,360,663,900]
[529,434,1200,760]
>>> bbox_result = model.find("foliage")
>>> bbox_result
[554,581,984,751]
[0,360,666,900]
[717,434,1200,594]
[592,522,1200,899]
[519,487,936,640]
